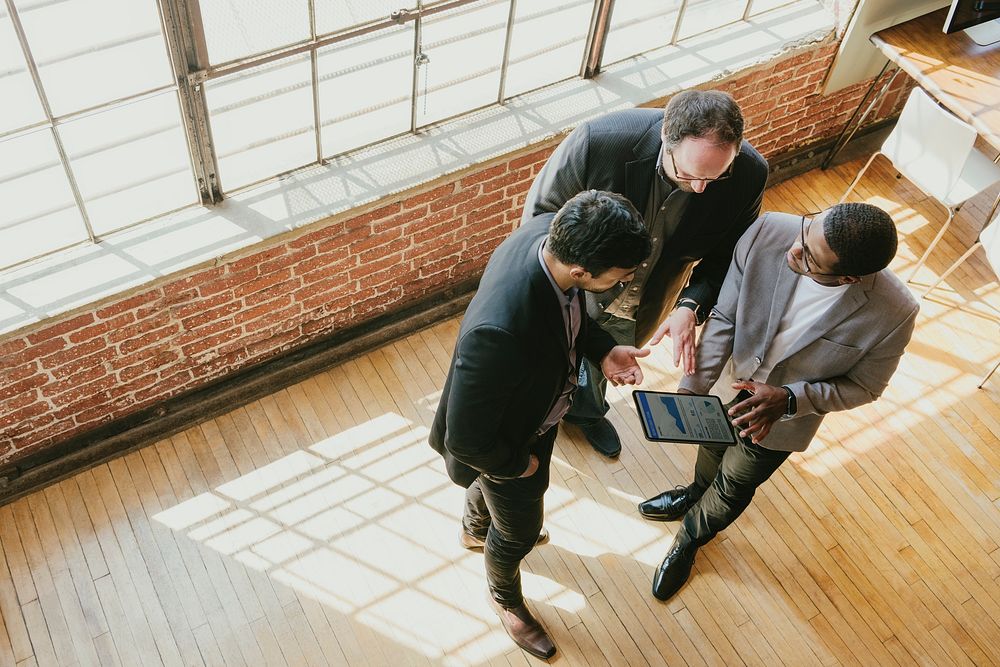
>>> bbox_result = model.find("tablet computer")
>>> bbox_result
[632,390,738,445]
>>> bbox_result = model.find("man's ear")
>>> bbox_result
[568,265,588,280]
[838,275,861,285]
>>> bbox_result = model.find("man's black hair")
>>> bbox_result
[662,89,744,151]
[547,191,651,277]
[823,202,898,276]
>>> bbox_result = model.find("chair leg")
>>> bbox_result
[979,356,1000,389]
[908,206,956,283]
[921,242,982,297]
[839,152,881,204]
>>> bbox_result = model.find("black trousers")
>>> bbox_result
[463,428,556,608]
[678,414,791,548]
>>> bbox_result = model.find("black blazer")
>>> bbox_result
[522,108,768,344]
[429,214,617,488]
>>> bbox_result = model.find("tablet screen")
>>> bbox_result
[632,390,738,445]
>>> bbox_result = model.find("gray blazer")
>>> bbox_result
[679,212,920,453]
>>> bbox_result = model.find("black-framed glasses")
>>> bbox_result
[666,148,738,183]
[798,214,843,277]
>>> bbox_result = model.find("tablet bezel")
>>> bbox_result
[632,390,738,446]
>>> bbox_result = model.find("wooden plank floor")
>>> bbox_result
[2,156,999,666]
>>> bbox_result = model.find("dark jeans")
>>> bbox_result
[677,429,791,548]
[463,428,557,608]
[564,313,635,426]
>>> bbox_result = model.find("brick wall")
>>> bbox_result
[0,41,911,466]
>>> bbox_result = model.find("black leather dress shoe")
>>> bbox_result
[638,485,697,521]
[652,537,698,601]
[578,418,621,458]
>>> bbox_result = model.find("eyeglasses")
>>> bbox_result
[666,148,738,183]
[798,214,843,277]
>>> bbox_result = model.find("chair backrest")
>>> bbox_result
[981,216,1000,278]
[881,87,978,201]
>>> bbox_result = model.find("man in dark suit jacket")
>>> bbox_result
[430,191,652,659]
[523,90,769,457]
[638,203,919,601]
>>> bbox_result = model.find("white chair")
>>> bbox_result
[840,87,1000,282]
[923,216,1000,388]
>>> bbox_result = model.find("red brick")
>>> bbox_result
[49,374,117,407]
[466,201,509,225]
[429,187,478,213]
[134,371,192,403]
[359,237,410,264]
[5,338,66,367]
[0,400,48,430]
[190,349,249,382]
[292,275,351,305]
[316,226,371,255]
[289,222,343,249]
[119,324,180,355]
[115,373,158,397]
[0,374,47,402]
[403,183,456,209]
[344,202,402,232]
[49,345,117,380]
[0,390,41,414]
[108,310,172,345]
[349,227,403,255]
[2,413,58,441]
[259,244,317,275]
[69,312,137,344]
[0,338,27,358]
[456,190,505,217]
[232,268,292,299]
[228,245,287,275]
[181,326,242,357]
[39,337,105,370]
[293,247,353,278]
[180,299,242,331]
[118,350,180,383]
[409,225,460,248]
[459,164,505,188]
[243,302,303,334]
[96,289,161,320]
[480,168,530,194]
[0,361,39,386]
[509,147,554,171]
[372,205,428,234]
[409,241,464,265]
[26,313,95,345]
[234,296,295,326]
[244,276,302,307]
[198,266,260,297]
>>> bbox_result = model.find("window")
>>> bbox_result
[0,0,802,270]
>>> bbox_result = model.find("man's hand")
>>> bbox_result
[518,454,539,478]
[648,307,697,375]
[601,346,651,386]
[728,380,787,444]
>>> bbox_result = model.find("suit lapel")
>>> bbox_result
[762,256,798,350]
[779,273,872,361]
[528,236,571,358]
[623,122,663,212]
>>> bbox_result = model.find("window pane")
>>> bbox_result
[748,0,793,16]
[504,0,591,100]
[603,1,682,66]
[318,25,412,158]
[677,0,746,41]
[200,0,310,64]
[416,1,508,127]
[315,0,397,34]
[0,129,87,267]
[14,0,172,117]
[207,55,316,191]
[59,92,197,236]
[0,8,44,133]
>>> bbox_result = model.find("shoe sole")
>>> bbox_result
[637,510,684,522]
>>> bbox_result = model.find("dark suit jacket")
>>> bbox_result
[429,214,617,488]
[522,108,769,344]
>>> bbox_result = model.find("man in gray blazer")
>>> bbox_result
[523,90,768,457]
[637,202,919,601]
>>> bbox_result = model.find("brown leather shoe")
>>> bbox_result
[487,594,557,659]
[460,527,550,551]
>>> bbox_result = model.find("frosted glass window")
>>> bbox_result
[59,92,197,236]
[602,1,682,66]
[416,1,508,127]
[207,56,315,190]
[0,10,44,133]
[677,0,745,41]
[0,129,88,267]
[200,0,310,64]
[14,0,172,116]
[318,25,413,158]
[315,0,397,35]
[503,0,591,100]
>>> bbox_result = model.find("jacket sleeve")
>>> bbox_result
[521,123,591,224]
[786,302,919,417]
[678,217,765,394]
[444,325,531,479]
[679,157,766,321]
[581,313,618,368]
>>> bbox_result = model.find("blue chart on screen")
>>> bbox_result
[635,391,735,444]
[661,397,686,434]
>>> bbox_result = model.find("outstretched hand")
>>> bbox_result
[728,380,787,444]
[647,307,697,375]
[601,346,650,386]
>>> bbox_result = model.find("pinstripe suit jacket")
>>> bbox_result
[679,213,919,452]
[522,108,768,345]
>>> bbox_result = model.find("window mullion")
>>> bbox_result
[158,0,223,204]
[581,0,615,79]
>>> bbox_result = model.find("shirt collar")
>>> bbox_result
[538,238,578,303]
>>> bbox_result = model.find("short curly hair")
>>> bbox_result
[823,203,898,276]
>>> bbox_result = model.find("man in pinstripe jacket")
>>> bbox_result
[522,90,768,457]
